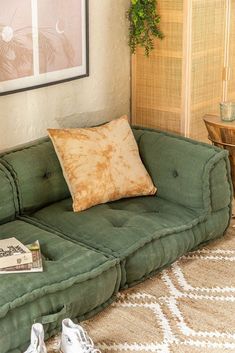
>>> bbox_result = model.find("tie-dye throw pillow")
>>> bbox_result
[48,116,157,212]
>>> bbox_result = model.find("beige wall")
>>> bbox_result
[0,0,130,150]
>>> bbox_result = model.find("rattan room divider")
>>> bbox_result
[132,0,235,141]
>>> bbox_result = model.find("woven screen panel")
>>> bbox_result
[158,0,183,11]
[132,0,183,133]
[228,0,235,101]
[132,0,231,141]
[135,107,181,134]
[189,0,226,141]
[135,55,182,111]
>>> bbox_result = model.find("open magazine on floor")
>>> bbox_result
[0,240,43,274]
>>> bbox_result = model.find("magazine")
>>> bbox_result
[0,240,43,274]
[0,237,32,269]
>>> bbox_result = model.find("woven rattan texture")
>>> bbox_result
[132,0,183,134]
[190,0,226,141]
[228,1,235,101]
[132,0,235,142]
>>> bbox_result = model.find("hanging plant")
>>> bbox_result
[127,0,164,56]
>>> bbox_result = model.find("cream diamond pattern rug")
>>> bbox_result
[47,216,235,353]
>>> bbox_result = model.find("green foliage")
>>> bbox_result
[127,0,164,56]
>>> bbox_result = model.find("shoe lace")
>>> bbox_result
[81,343,101,353]
[76,327,101,353]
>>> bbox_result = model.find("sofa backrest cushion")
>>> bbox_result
[133,128,232,213]
[1,138,70,214]
[0,163,18,224]
[0,127,231,216]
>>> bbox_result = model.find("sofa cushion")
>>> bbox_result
[1,128,232,216]
[133,128,232,212]
[48,116,156,212]
[23,196,229,288]
[0,163,18,224]
[0,138,70,213]
[0,221,120,353]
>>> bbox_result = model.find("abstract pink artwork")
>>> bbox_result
[38,0,82,73]
[0,0,88,95]
[0,0,33,81]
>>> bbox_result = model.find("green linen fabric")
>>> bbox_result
[0,128,232,216]
[0,163,18,224]
[25,196,230,287]
[0,126,232,289]
[124,207,230,286]
[133,128,232,212]
[0,220,121,353]
[0,138,70,213]
[0,126,232,353]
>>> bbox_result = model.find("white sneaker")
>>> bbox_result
[60,318,101,353]
[24,323,47,353]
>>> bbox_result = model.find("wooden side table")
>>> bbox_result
[203,114,235,195]
[203,115,235,224]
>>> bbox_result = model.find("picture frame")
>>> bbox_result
[0,0,89,96]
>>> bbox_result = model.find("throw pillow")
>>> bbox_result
[48,116,157,212]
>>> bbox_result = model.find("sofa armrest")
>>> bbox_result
[133,127,233,214]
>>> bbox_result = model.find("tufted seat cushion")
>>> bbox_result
[0,220,120,353]
[24,196,230,288]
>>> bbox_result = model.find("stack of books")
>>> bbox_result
[0,237,43,274]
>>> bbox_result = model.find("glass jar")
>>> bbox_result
[220,102,235,122]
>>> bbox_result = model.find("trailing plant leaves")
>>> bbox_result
[127,0,163,56]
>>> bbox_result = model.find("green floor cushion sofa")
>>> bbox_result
[0,165,120,353]
[0,126,233,353]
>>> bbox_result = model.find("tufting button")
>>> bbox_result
[44,171,52,179]
[172,170,179,178]
[108,218,127,228]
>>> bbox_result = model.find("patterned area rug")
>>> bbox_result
[46,214,235,353]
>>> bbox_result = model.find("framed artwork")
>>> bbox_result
[0,0,89,95]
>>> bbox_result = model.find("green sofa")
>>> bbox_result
[0,126,233,353]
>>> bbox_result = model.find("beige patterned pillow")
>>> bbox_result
[48,116,157,212]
